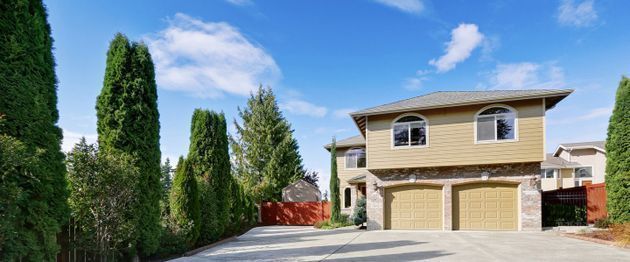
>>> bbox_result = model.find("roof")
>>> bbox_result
[347,174,367,184]
[282,179,319,192]
[323,135,365,150]
[553,140,606,157]
[541,154,581,169]
[350,89,573,135]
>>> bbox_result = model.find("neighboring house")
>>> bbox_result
[282,179,321,202]
[541,141,606,191]
[324,89,573,231]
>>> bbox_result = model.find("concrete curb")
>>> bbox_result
[183,236,237,257]
[560,233,628,249]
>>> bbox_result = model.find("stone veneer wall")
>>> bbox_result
[365,162,541,231]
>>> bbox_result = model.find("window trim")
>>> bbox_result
[474,104,519,144]
[344,147,366,170]
[541,168,558,179]
[573,166,594,179]
[390,113,429,149]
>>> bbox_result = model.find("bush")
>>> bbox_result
[352,197,367,226]
[594,218,612,229]
[313,220,327,229]
[611,223,630,247]
[313,215,353,230]
[542,204,586,227]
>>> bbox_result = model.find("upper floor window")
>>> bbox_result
[541,168,557,179]
[392,114,427,148]
[575,167,593,178]
[476,106,517,142]
[345,148,366,169]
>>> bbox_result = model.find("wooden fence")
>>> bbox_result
[585,183,607,223]
[260,201,330,225]
[541,183,607,225]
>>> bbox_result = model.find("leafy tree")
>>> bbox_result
[329,137,341,223]
[66,139,139,259]
[187,109,231,244]
[231,86,305,202]
[96,33,162,255]
[303,170,320,186]
[160,158,174,219]
[169,157,200,247]
[606,76,630,223]
[0,1,68,259]
[352,197,367,226]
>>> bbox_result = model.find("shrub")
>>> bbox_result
[542,204,586,227]
[313,220,327,229]
[611,223,630,247]
[594,218,612,229]
[352,197,367,226]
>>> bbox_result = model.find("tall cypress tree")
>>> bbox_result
[605,76,630,223]
[0,0,68,259]
[231,86,305,202]
[169,157,200,247]
[96,33,161,255]
[187,109,230,244]
[329,137,341,223]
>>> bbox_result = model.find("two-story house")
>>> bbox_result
[541,141,606,191]
[325,89,573,231]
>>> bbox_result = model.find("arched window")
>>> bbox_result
[476,105,517,142]
[345,148,366,169]
[344,188,351,208]
[392,114,427,147]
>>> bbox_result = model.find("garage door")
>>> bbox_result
[385,185,442,230]
[453,183,517,231]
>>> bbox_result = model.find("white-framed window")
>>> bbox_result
[392,114,427,148]
[475,105,517,143]
[574,167,593,178]
[541,168,558,179]
[344,187,351,208]
[345,148,366,169]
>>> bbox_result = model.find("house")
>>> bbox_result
[324,89,573,231]
[541,141,606,191]
[282,179,321,202]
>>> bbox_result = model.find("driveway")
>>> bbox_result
[171,226,630,261]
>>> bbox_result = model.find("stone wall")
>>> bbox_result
[365,162,542,231]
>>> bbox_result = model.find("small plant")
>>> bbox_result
[352,197,367,226]
[594,218,611,229]
[313,220,327,229]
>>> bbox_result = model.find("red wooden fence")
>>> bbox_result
[586,183,607,223]
[260,201,330,225]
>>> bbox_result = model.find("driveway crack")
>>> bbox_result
[319,230,364,261]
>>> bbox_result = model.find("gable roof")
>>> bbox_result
[282,179,319,192]
[323,135,365,150]
[349,89,573,135]
[542,154,581,169]
[553,140,606,157]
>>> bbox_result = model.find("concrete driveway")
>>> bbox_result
[171,226,630,261]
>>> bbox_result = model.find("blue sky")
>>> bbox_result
[47,0,629,191]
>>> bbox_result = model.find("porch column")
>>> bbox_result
[443,183,452,231]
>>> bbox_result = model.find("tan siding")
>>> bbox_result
[335,148,367,210]
[366,99,545,169]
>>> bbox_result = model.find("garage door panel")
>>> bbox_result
[453,183,517,231]
[385,185,443,230]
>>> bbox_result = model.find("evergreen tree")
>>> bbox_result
[605,76,630,223]
[329,137,341,223]
[160,158,174,219]
[187,109,231,244]
[96,33,162,255]
[169,157,200,247]
[303,170,320,186]
[352,197,367,226]
[231,86,305,202]
[0,1,68,259]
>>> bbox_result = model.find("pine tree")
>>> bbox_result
[187,109,231,244]
[605,76,630,223]
[96,33,162,255]
[160,158,174,219]
[169,157,200,247]
[0,1,68,259]
[231,86,305,202]
[329,137,341,223]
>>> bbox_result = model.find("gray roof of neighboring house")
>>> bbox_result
[350,89,573,117]
[282,179,319,191]
[323,135,365,149]
[541,154,581,169]
[553,140,606,156]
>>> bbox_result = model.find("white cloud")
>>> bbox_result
[146,13,281,98]
[478,62,566,90]
[62,130,97,152]
[373,0,424,14]
[548,106,612,125]
[280,99,327,118]
[333,108,356,119]
[429,24,485,73]
[226,0,253,6]
[557,0,598,27]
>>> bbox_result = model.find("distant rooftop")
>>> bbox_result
[542,154,581,169]
[323,135,365,149]
[554,140,606,156]
[350,89,573,117]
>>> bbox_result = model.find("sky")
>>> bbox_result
[46,0,629,192]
